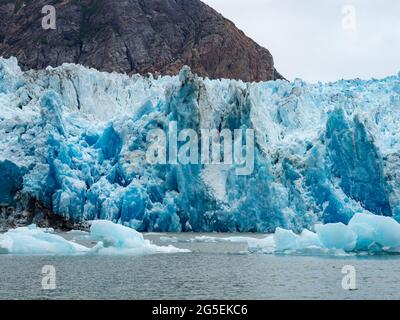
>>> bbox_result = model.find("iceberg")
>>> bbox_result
[0,220,189,255]
[1,56,400,232]
[258,213,400,254]
[315,223,357,251]
[348,213,400,250]
[274,228,299,252]
[297,229,322,249]
[89,220,190,255]
[274,228,322,252]
[0,224,89,255]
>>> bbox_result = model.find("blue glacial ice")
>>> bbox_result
[271,213,400,254]
[315,223,357,251]
[0,225,89,255]
[162,213,400,255]
[0,220,189,255]
[89,220,189,255]
[1,56,400,233]
[273,227,323,252]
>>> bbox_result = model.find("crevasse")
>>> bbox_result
[0,57,399,232]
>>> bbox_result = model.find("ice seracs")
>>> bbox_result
[1,56,400,232]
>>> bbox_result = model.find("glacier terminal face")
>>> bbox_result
[0,57,400,232]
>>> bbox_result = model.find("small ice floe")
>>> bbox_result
[0,225,89,255]
[89,220,190,255]
[0,221,189,256]
[160,234,275,254]
[268,213,400,255]
[160,212,400,256]
[159,236,181,243]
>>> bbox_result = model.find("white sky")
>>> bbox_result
[203,0,400,82]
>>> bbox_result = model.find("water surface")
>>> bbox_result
[0,233,399,300]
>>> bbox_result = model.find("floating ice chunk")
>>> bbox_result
[89,241,190,256]
[158,214,400,255]
[90,220,145,248]
[274,228,299,252]
[159,236,180,243]
[207,235,276,254]
[250,214,400,255]
[190,236,220,243]
[159,234,276,253]
[67,230,89,235]
[89,220,190,255]
[0,221,190,256]
[246,236,275,254]
[349,213,400,249]
[297,229,322,249]
[315,223,357,251]
[274,228,322,252]
[0,225,89,255]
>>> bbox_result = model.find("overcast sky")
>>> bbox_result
[203,0,400,82]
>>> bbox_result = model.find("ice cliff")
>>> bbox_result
[1,56,400,233]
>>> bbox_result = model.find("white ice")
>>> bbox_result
[0,221,189,256]
[0,225,89,255]
[260,213,400,254]
[89,220,190,255]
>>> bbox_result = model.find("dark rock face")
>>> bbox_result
[0,0,282,82]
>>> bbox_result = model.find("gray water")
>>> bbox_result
[1,233,399,300]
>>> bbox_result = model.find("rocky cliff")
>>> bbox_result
[0,0,282,82]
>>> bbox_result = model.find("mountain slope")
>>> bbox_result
[0,0,282,82]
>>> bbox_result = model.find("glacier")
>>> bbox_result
[1,56,400,233]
